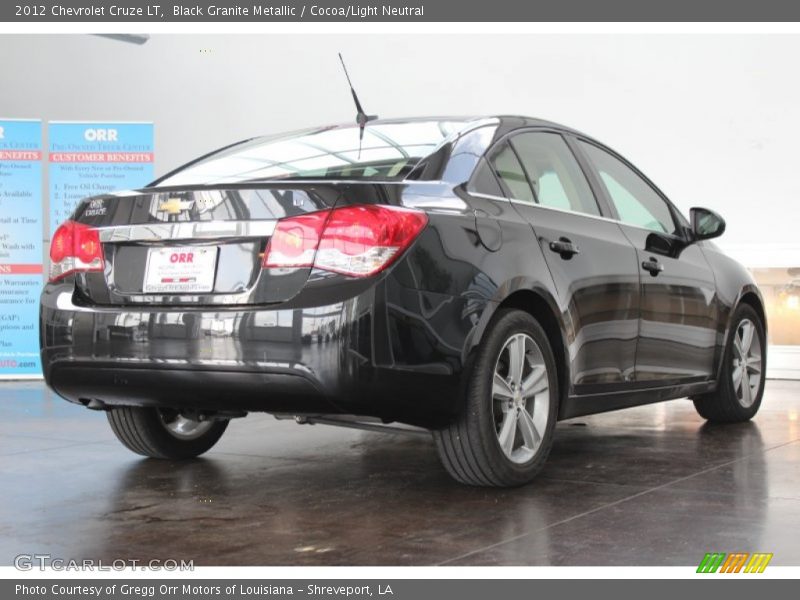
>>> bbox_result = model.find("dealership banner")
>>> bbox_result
[2,0,800,22]
[0,119,43,379]
[48,122,154,235]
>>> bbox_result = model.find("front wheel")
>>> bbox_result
[433,309,559,487]
[107,406,229,459]
[693,304,766,423]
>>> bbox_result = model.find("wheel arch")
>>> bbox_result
[715,284,768,382]
[738,288,767,334]
[468,284,571,412]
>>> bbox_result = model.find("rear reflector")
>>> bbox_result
[263,204,427,277]
[49,220,104,282]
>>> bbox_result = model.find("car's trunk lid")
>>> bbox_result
[70,185,341,306]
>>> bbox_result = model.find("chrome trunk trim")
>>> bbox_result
[97,220,277,243]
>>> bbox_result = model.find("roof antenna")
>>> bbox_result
[338,53,377,158]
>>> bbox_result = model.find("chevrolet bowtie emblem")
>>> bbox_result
[158,198,194,215]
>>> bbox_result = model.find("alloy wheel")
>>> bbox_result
[158,409,215,440]
[491,333,550,464]
[732,318,762,408]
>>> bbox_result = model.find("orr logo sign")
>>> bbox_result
[84,128,118,142]
[170,252,194,264]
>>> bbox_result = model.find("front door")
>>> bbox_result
[575,139,718,383]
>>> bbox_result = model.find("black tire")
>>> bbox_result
[433,309,559,487]
[107,406,229,459]
[693,304,766,423]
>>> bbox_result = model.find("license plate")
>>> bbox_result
[143,246,218,294]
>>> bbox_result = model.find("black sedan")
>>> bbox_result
[40,116,767,486]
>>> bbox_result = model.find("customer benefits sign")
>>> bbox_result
[0,119,43,378]
[0,121,154,378]
[48,122,154,234]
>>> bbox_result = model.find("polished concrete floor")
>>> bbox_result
[1,380,799,566]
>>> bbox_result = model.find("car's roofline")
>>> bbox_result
[244,115,586,140]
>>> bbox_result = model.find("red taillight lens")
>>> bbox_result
[262,205,427,277]
[75,226,101,265]
[49,221,74,265]
[316,205,428,276]
[49,220,104,282]
[263,211,330,268]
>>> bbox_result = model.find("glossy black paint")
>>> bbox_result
[40,116,765,428]
[510,200,640,389]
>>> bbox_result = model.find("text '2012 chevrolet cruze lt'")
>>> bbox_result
[40,116,767,486]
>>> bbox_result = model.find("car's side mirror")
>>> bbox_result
[690,207,726,241]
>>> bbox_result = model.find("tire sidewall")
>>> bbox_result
[469,309,559,485]
[112,407,229,459]
[719,305,767,419]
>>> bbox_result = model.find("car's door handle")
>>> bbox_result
[549,237,580,259]
[641,257,664,276]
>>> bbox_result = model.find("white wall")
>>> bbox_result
[1,33,799,252]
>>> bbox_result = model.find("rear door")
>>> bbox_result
[487,131,640,390]
[574,138,718,383]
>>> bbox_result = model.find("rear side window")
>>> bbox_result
[510,132,601,217]
[578,141,678,235]
[486,141,534,203]
[468,158,504,197]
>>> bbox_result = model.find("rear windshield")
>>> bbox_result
[155,120,468,187]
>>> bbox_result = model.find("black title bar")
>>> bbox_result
[3,0,800,22]
[3,579,791,600]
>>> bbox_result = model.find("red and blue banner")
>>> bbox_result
[48,121,154,234]
[0,119,43,378]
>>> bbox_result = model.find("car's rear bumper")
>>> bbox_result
[40,277,484,428]
[47,362,333,414]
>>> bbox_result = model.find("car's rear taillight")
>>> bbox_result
[315,205,428,276]
[49,220,104,282]
[263,204,428,277]
[262,211,330,269]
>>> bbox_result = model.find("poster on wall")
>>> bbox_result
[0,119,43,379]
[48,121,154,235]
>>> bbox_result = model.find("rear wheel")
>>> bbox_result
[693,304,766,423]
[433,309,559,487]
[107,407,229,459]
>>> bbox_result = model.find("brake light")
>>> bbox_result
[49,220,104,282]
[263,210,330,269]
[263,205,427,277]
[315,205,428,276]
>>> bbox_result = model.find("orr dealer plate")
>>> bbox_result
[143,246,218,294]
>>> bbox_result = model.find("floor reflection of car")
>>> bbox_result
[40,116,767,487]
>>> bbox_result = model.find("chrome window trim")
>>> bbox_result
[471,192,618,224]
[470,192,684,238]
[509,197,619,224]
[97,220,277,243]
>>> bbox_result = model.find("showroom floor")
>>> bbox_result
[1,380,799,566]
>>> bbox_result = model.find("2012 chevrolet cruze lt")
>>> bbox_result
[40,116,767,486]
